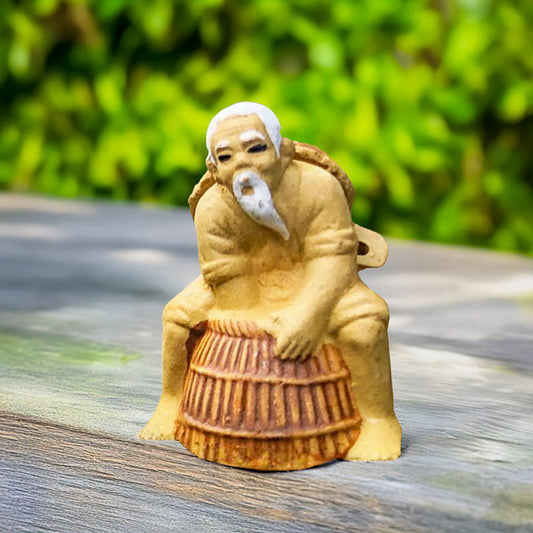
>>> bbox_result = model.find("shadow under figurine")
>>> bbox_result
[139,102,402,470]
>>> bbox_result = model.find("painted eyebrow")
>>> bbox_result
[215,140,231,152]
[239,130,266,143]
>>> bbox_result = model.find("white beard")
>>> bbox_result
[232,171,290,240]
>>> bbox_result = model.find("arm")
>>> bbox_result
[267,171,358,359]
[195,186,251,286]
[272,254,356,359]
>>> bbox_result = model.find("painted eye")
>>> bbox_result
[248,144,267,153]
[218,154,231,163]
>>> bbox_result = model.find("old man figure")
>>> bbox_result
[140,102,401,467]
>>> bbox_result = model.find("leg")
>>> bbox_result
[139,276,213,440]
[331,280,401,460]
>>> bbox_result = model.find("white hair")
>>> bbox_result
[206,102,281,163]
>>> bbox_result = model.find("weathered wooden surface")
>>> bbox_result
[1,193,532,532]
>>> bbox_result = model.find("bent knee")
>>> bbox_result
[161,276,213,325]
[332,283,389,332]
[162,283,212,329]
[162,295,198,329]
[369,293,389,326]
[335,290,390,348]
[337,316,388,350]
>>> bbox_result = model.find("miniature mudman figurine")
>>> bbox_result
[140,102,401,470]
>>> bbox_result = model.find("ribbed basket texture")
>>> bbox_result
[176,319,360,470]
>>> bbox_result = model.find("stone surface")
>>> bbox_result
[1,193,533,532]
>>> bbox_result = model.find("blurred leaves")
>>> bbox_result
[0,0,532,253]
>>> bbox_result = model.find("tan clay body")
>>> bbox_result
[139,103,401,468]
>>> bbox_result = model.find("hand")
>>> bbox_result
[262,307,326,361]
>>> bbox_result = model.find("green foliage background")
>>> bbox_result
[1,0,532,253]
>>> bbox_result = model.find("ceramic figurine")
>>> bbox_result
[139,102,401,470]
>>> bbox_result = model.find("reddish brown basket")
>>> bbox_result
[176,319,360,470]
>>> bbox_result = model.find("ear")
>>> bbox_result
[206,156,219,180]
[280,137,295,158]
[280,137,295,165]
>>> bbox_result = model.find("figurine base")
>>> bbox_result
[176,423,357,471]
[175,319,361,471]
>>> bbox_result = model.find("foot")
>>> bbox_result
[345,416,402,461]
[138,395,181,440]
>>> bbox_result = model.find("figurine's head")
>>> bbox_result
[206,102,281,164]
[206,102,293,239]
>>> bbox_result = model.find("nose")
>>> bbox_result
[231,151,251,171]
